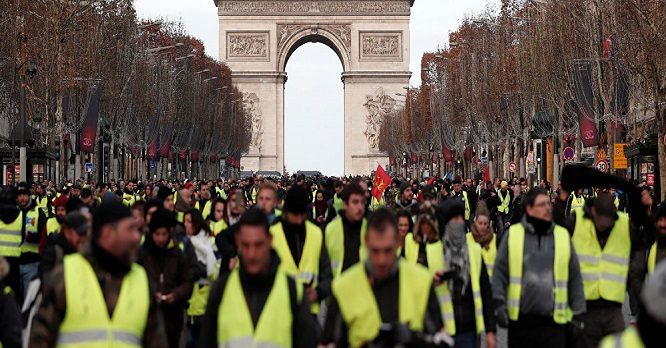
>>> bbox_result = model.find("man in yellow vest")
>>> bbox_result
[46,195,68,236]
[29,201,167,347]
[600,260,666,348]
[324,182,368,279]
[256,183,282,225]
[492,188,586,348]
[451,179,472,223]
[33,183,52,218]
[568,192,649,348]
[195,182,212,220]
[495,180,513,232]
[270,185,332,316]
[17,182,47,300]
[199,208,318,348]
[330,180,345,214]
[0,187,23,296]
[323,208,449,347]
[566,188,586,216]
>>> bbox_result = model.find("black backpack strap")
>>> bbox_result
[287,276,300,317]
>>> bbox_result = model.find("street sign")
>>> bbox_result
[595,159,609,173]
[563,147,575,161]
[613,144,627,169]
[481,157,488,165]
[509,162,516,172]
[84,162,93,173]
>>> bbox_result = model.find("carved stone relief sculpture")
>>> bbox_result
[227,32,269,60]
[359,32,402,61]
[244,92,264,151]
[363,88,396,149]
[277,23,351,59]
[218,1,412,16]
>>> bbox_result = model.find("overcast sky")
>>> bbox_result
[135,0,495,176]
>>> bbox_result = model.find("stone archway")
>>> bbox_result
[215,0,415,175]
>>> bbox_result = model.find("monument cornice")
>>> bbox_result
[214,0,413,17]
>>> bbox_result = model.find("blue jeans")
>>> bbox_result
[20,261,39,300]
[454,331,478,348]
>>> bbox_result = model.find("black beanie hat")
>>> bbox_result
[92,202,132,238]
[156,185,174,202]
[149,208,176,232]
[283,185,309,214]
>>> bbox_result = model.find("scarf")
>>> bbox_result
[314,200,328,216]
[443,220,470,293]
[190,231,217,277]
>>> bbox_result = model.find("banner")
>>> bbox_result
[159,122,173,158]
[573,61,599,147]
[80,82,102,153]
[371,165,391,201]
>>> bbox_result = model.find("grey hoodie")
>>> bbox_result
[492,216,586,320]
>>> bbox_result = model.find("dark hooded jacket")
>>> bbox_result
[39,232,77,280]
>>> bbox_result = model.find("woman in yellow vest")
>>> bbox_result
[436,200,496,348]
[403,202,442,269]
[466,203,497,278]
[184,209,219,348]
[207,198,228,237]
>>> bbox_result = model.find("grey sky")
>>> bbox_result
[135,0,493,176]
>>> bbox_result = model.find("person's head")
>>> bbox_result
[126,181,136,192]
[144,184,152,197]
[184,208,209,237]
[591,193,618,233]
[144,199,161,226]
[149,208,176,248]
[524,188,552,222]
[283,185,308,224]
[70,184,81,198]
[53,195,68,221]
[62,211,90,251]
[399,182,413,201]
[334,180,344,195]
[131,201,145,231]
[396,210,413,245]
[257,182,278,215]
[365,208,399,280]
[341,182,366,223]
[34,184,44,195]
[473,202,492,236]
[16,182,31,208]
[500,180,508,192]
[199,183,210,200]
[211,198,225,222]
[93,202,140,265]
[315,190,325,202]
[465,178,473,188]
[228,189,246,216]
[80,188,94,205]
[452,179,462,193]
[234,208,272,275]
[414,202,439,242]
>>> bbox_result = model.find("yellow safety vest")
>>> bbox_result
[122,192,135,207]
[333,261,431,347]
[217,268,301,348]
[57,253,149,348]
[497,190,510,214]
[215,187,227,200]
[21,207,41,254]
[466,232,497,278]
[570,193,585,212]
[371,196,386,211]
[614,197,620,209]
[34,195,50,217]
[403,234,443,273]
[47,217,61,235]
[251,187,258,204]
[507,223,572,324]
[459,191,471,221]
[195,200,212,220]
[572,209,630,304]
[210,219,228,237]
[332,194,344,213]
[270,220,323,313]
[0,214,23,257]
[599,326,645,348]
[325,216,367,278]
[187,237,219,317]
[312,205,328,221]
[648,242,660,274]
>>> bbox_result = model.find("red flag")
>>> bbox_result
[371,165,391,201]
[426,176,436,186]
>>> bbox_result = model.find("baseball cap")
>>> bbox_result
[16,182,30,195]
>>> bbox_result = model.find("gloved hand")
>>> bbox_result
[495,305,509,328]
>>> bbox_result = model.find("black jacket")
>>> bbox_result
[199,251,319,348]
[39,232,76,279]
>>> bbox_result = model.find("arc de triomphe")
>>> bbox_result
[214,0,414,175]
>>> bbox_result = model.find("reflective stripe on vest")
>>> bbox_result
[217,269,299,348]
[21,207,40,254]
[325,217,367,278]
[332,261,431,347]
[437,238,486,335]
[497,190,510,214]
[270,220,323,313]
[599,326,645,348]
[571,209,630,303]
[507,223,572,324]
[57,253,148,348]
[466,232,497,278]
[570,194,585,212]
[648,242,658,274]
[0,214,23,257]
[47,218,61,235]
